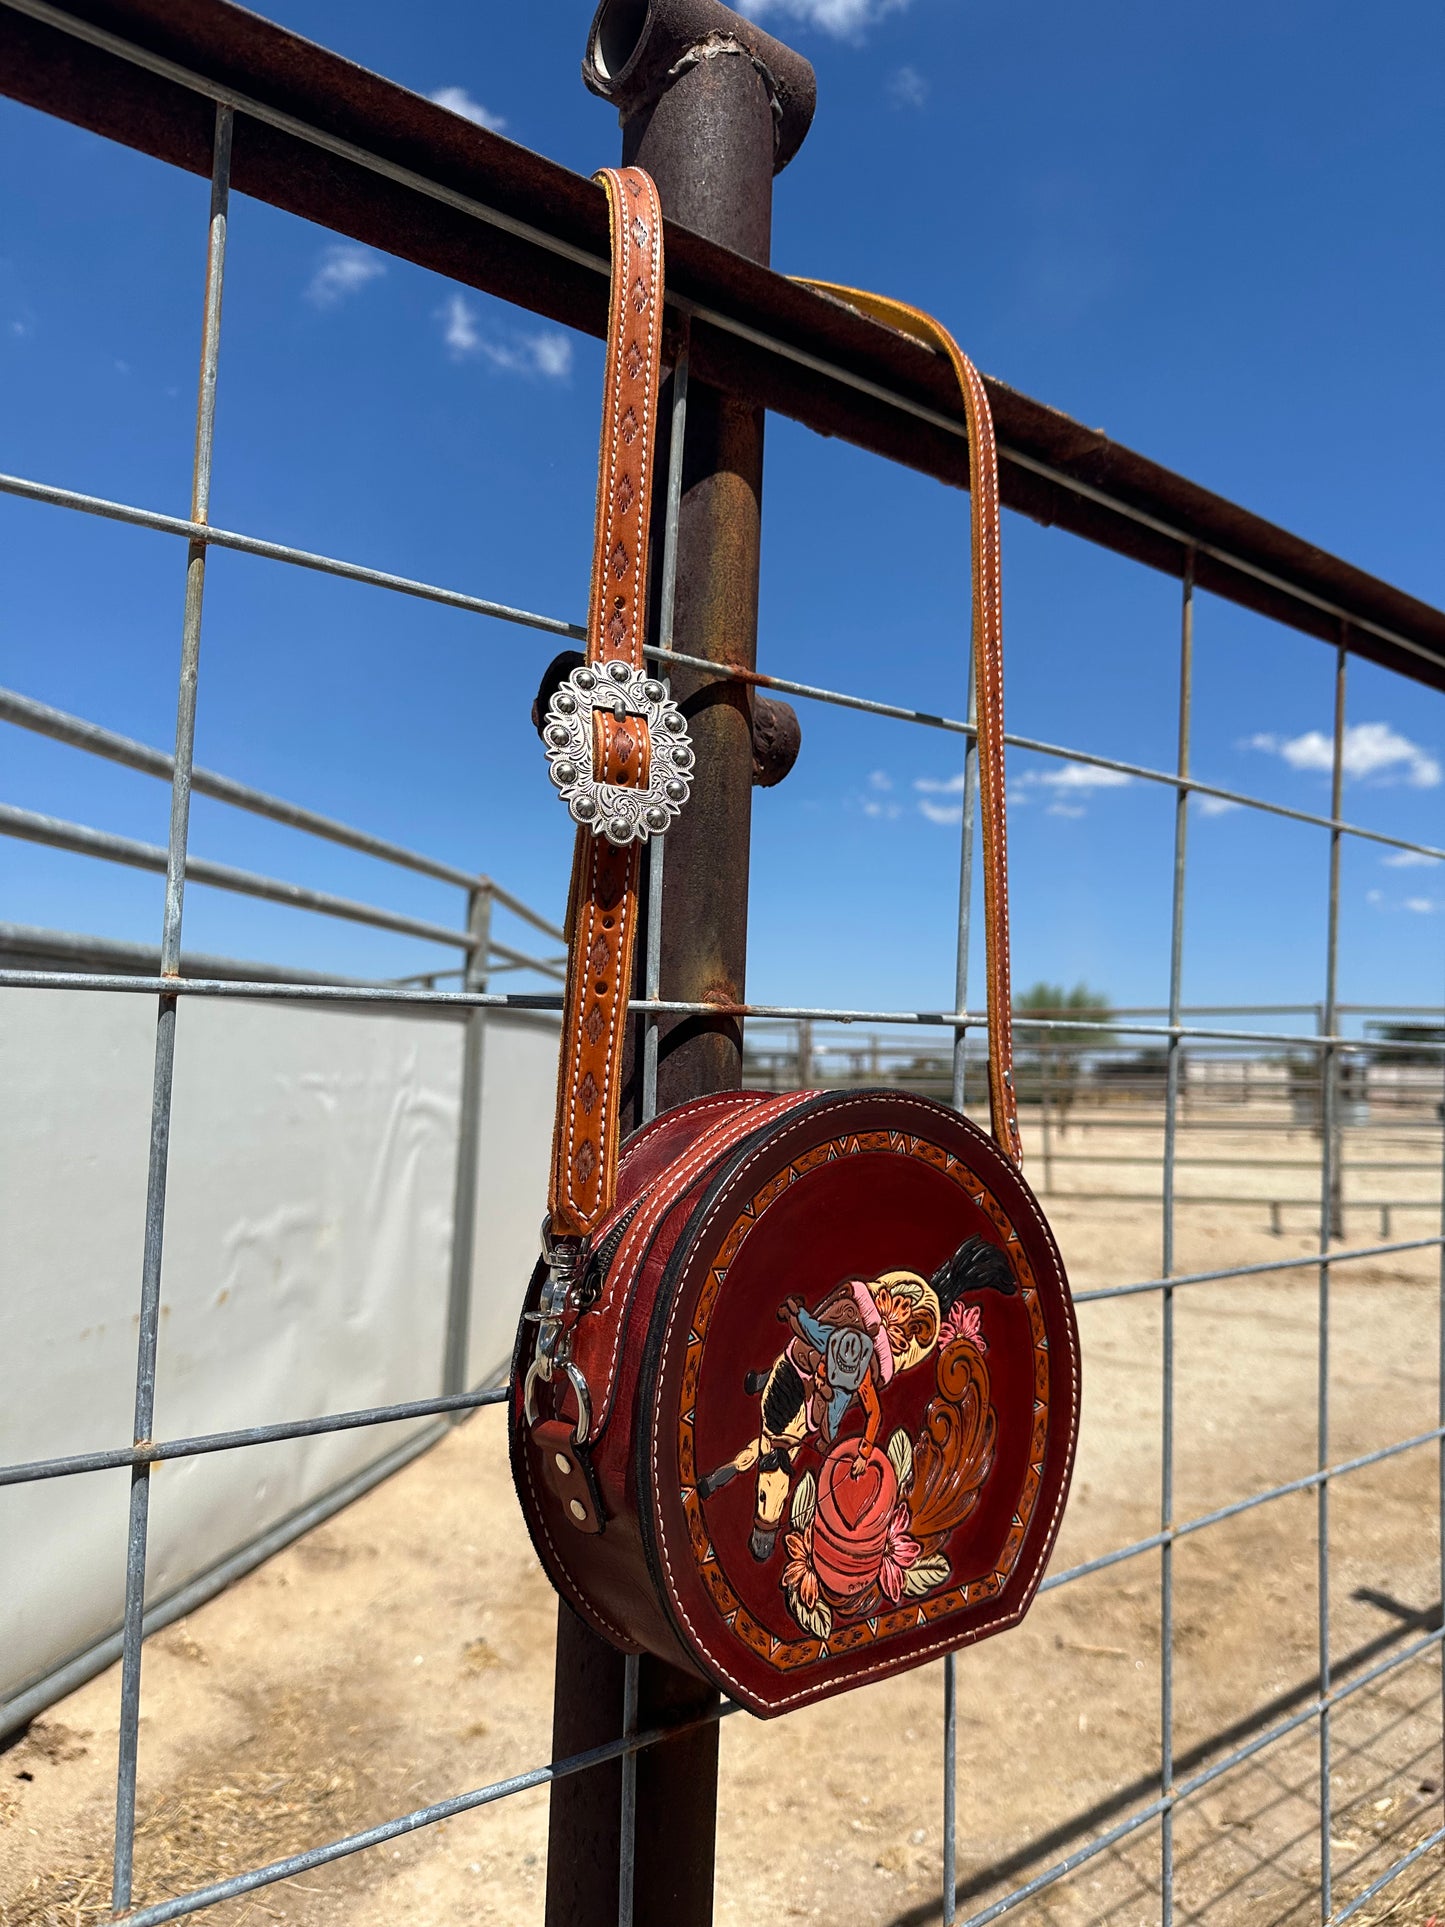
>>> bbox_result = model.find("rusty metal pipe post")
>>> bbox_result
[543,9,814,1926]
[595,0,813,1115]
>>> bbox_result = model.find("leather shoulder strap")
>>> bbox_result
[792,284,1022,1167]
[548,213,1022,1239]
[548,166,665,1238]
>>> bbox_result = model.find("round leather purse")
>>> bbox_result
[510,166,1080,1718]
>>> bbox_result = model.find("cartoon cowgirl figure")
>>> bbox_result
[696,1234,1017,1562]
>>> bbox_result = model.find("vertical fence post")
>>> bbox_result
[111,102,232,1914]
[1160,552,1194,1923]
[543,13,815,1927]
[443,881,492,1399]
[1317,632,1348,1921]
[944,467,982,1927]
[1438,1006,1445,1813]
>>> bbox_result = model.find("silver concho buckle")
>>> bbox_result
[541,659,693,847]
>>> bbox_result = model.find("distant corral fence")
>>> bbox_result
[0,3,1443,1926]
[744,1014,1445,1240]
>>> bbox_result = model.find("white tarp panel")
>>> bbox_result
[0,987,557,1711]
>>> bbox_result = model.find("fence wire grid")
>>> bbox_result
[2,6,1444,1927]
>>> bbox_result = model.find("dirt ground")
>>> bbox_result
[4,1106,1444,1927]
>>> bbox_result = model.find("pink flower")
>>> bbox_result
[941,1301,987,1352]
[878,1503,922,1604]
[783,1523,819,1611]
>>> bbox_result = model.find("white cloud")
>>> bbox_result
[429,86,506,132]
[1247,722,1441,789]
[1195,793,1241,817]
[438,295,572,378]
[1034,763,1131,791]
[529,333,574,379]
[862,797,902,820]
[912,757,1130,823]
[1382,848,1442,868]
[306,244,386,308]
[918,798,962,826]
[441,293,480,356]
[735,0,909,38]
[1019,760,1130,819]
[1367,884,1443,913]
[888,64,928,108]
[915,762,1129,799]
[868,770,893,792]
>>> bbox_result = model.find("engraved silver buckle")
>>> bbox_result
[541,659,693,846]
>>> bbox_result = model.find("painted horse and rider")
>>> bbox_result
[696,1233,1017,1561]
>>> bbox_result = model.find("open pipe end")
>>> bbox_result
[583,0,816,174]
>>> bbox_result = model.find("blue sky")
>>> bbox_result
[2,0,1442,1037]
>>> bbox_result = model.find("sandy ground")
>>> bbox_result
[4,1106,1444,1927]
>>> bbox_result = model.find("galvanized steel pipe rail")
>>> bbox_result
[2,0,1444,687]
[6,474,1445,871]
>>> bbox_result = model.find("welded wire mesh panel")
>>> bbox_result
[1,9,1442,1927]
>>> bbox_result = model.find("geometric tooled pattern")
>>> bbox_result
[583,1003,606,1046]
[630,215,649,248]
[624,341,643,381]
[630,275,647,314]
[615,471,635,515]
[609,540,629,580]
[578,1070,599,1116]
[606,606,627,649]
[574,1137,598,1187]
[587,935,612,975]
[619,407,638,445]
[678,1131,1051,1675]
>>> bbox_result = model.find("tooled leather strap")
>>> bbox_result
[794,284,1023,1168]
[548,167,666,1239]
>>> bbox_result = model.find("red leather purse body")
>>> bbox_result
[510,168,1079,1718]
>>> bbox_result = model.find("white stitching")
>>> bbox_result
[556,168,665,1230]
[627,175,661,667]
[614,1091,751,1188]
[557,169,631,1228]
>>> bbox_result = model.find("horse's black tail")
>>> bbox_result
[929,1235,1017,1317]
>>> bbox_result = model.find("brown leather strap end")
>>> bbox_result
[533,1419,605,1534]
